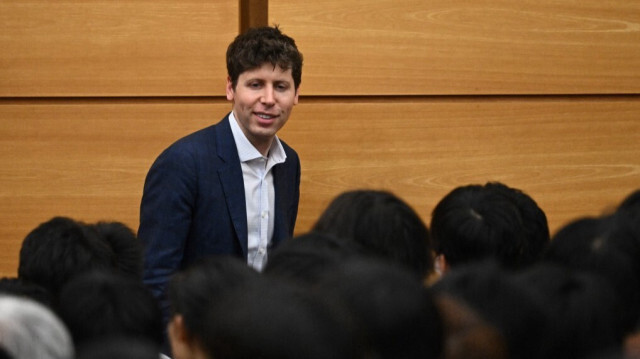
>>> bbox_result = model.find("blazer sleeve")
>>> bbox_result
[138,141,198,320]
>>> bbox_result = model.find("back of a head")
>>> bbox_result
[0,277,53,308]
[91,221,143,279]
[264,231,366,285]
[0,295,74,359]
[618,188,640,218]
[432,261,547,359]
[168,255,261,341]
[201,278,365,359]
[516,264,624,358]
[484,182,549,264]
[544,214,640,334]
[18,216,115,296]
[312,189,434,279]
[316,258,444,359]
[76,337,160,359]
[431,183,543,270]
[434,293,509,359]
[57,270,164,350]
[0,347,11,359]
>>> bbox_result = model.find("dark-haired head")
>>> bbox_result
[516,263,624,358]
[544,213,640,334]
[18,216,116,296]
[312,189,434,279]
[90,221,143,280]
[315,258,444,359]
[57,270,164,351]
[264,231,366,286]
[167,255,261,352]
[227,25,303,90]
[432,260,547,359]
[431,182,548,271]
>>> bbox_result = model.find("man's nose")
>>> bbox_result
[261,86,275,105]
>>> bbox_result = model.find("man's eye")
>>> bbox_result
[248,82,262,88]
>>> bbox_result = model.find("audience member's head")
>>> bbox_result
[0,277,53,308]
[544,213,640,334]
[618,188,640,218]
[516,263,624,358]
[167,255,261,359]
[18,216,116,296]
[312,189,434,279]
[57,270,164,352]
[434,293,509,359]
[264,231,366,286]
[0,295,74,359]
[199,277,368,359]
[430,182,548,272]
[432,261,547,359]
[0,347,11,359]
[315,258,444,359]
[76,337,161,359]
[484,182,550,263]
[90,221,143,279]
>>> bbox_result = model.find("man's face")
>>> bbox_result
[226,63,299,154]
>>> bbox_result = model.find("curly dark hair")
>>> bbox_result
[226,25,303,90]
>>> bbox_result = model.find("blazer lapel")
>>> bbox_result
[215,116,249,256]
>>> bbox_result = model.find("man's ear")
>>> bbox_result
[435,254,449,276]
[226,76,235,101]
[168,314,188,342]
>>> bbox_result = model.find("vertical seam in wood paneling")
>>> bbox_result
[239,0,269,33]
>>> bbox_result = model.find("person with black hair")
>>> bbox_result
[17,216,116,298]
[199,276,368,359]
[76,338,160,359]
[432,261,547,359]
[312,189,434,280]
[544,213,640,336]
[315,258,444,359]
[0,277,53,308]
[516,263,625,359]
[430,182,549,273]
[91,221,143,279]
[56,270,164,355]
[263,231,367,286]
[139,25,303,328]
[167,256,261,359]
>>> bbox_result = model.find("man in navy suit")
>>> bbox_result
[138,26,303,323]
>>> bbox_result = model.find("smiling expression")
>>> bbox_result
[226,63,299,155]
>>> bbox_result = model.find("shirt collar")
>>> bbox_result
[229,111,287,164]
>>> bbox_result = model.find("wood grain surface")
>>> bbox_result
[1,97,638,275]
[271,0,640,95]
[279,96,640,235]
[0,100,231,275]
[0,1,237,97]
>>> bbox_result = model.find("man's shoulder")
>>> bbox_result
[163,116,230,154]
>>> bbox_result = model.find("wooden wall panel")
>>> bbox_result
[278,97,640,236]
[0,97,638,275]
[0,1,237,97]
[271,0,640,96]
[0,100,231,276]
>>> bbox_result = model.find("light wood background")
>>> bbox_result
[1,0,638,276]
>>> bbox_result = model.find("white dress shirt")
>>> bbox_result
[229,112,287,271]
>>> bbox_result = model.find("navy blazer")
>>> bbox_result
[138,114,300,316]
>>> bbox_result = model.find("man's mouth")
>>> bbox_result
[255,112,277,120]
